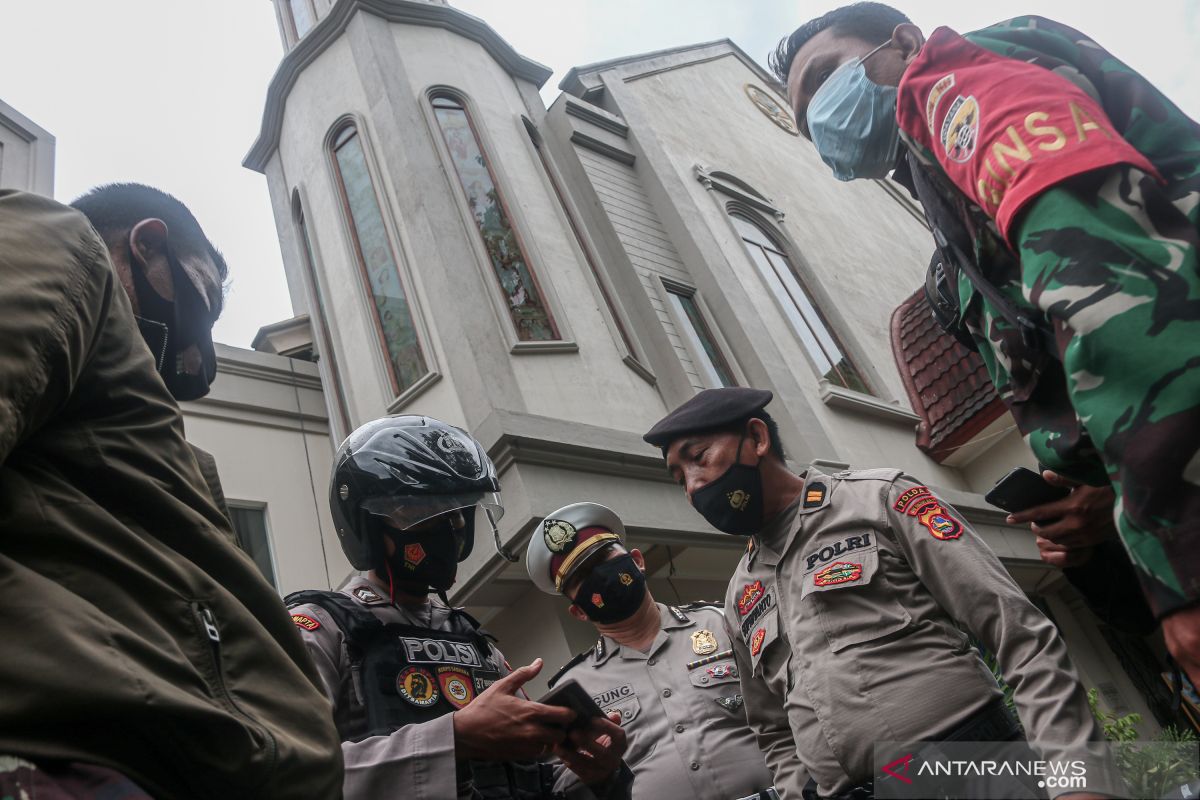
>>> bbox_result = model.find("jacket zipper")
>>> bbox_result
[193,603,279,778]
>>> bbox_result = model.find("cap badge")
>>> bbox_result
[543,518,578,553]
[727,489,751,511]
[691,629,718,656]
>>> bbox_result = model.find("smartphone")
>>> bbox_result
[538,679,605,729]
[984,467,1070,514]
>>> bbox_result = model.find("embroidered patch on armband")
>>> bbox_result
[894,486,934,514]
[291,613,320,631]
[914,500,963,540]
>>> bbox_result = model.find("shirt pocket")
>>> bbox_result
[593,684,641,725]
[801,549,911,653]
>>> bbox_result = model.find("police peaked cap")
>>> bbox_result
[642,387,773,449]
[526,502,627,595]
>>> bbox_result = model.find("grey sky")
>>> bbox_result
[1,1,1196,348]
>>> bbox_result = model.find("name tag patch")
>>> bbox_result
[401,637,483,668]
[739,589,775,639]
[593,684,635,708]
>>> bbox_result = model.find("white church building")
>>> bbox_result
[0,0,1177,732]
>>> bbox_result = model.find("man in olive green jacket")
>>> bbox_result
[0,187,342,799]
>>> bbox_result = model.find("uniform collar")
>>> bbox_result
[750,470,830,566]
[591,603,691,666]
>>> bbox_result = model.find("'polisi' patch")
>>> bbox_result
[291,613,320,631]
[813,561,863,587]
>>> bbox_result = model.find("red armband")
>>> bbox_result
[897,27,1161,241]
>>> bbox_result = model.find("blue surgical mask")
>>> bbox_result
[806,41,900,181]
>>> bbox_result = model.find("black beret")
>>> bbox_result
[643,387,773,448]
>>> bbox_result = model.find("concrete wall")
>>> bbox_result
[180,344,351,594]
[0,98,54,196]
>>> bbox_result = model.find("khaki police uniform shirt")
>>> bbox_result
[723,468,1120,799]
[553,603,772,799]
[291,574,509,800]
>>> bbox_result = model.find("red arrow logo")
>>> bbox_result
[882,754,914,784]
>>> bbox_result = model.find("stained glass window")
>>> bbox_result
[431,94,559,341]
[331,125,428,394]
[731,213,871,394]
[295,199,351,435]
[665,287,736,388]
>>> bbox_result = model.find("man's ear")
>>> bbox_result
[748,418,770,460]
[567,604,589,623]
[630,548,645,571]
[129,218,173,300]
[892,23,925,65]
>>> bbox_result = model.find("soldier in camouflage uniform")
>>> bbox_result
[773,3,1200,684]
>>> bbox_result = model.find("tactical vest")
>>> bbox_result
[286,590,557,800]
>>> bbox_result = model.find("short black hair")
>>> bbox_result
[770,2,912,85]
[71,183,228,311]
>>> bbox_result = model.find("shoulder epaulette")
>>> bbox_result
[678,600,724,612]
[832,467,904,482]
[547,647,593,688]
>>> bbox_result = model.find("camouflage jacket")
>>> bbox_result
[895,17,1200,617]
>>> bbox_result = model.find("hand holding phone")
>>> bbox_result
[984,467,1070,516]
[537,680,605,730]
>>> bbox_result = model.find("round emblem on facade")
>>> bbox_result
[744,84,799,136]
[543,518,577,553]
[397,666,439,707]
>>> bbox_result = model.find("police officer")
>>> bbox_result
[644,388,1122,800]
[527,502,775,800]
[288,416,629,799]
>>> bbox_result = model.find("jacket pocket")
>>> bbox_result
[801,551,911,653]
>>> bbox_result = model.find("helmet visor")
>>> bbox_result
[361,491,504,534]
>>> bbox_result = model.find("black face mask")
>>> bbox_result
[385,510,474,594]
[130,246,218,402]
[572,553,647,624]
[691,431,764,535]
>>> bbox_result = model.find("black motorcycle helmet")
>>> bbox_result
[330,416,503,573]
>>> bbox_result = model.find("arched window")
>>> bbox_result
[293,194,351,435]
[731,213,871,394]
[286,0,315,40]
[329,123,428,395]
[430,93,559,342]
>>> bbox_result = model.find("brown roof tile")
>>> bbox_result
[890,289,1007,462]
